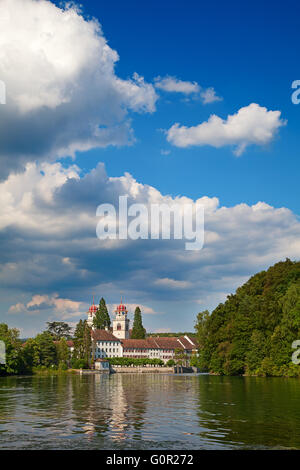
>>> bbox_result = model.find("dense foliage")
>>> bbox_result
[46,321,72,340]
[72,319,91,369]
[93,297,111,329]
[0,325,72,376]
[195,259,300,377]
[131,306,146,339]
[107,357,164,366]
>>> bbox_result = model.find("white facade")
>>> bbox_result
[112,313,130,339]
[93,339,123,359]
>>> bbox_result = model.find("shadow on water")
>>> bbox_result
[0,373,300,449]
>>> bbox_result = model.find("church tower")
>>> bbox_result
[87,297,97,327]
[113,298,130,339]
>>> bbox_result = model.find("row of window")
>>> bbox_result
[123,349,173,353]
[97,347,119,353]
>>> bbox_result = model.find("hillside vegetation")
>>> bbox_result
[195,259,300,377]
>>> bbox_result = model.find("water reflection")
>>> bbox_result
[0,374,300,449]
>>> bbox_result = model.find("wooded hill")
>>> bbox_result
[195,259,300,377]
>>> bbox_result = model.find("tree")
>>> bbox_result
[166,359,175,367]
[194,310,210,370]
[93,297,111,329]
[56,338,70,368]
[46,321,72,340]
[35,331,57,368]
[22,338,40,370]
[73,320,91,368]
[174,348,188,366]
[131,306,146,339]
[194,259,300,376]
[0,323,24,375]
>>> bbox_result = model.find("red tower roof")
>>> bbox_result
[88,296,97,314]
[115,297,127,314]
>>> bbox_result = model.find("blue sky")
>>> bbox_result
[60,0,300,212]
[0,0,300,336]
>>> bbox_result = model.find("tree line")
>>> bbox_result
[194,259,300,377]
[0,319,92,375]
[0,297,147,376]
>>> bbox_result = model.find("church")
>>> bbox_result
[87,299,198,364]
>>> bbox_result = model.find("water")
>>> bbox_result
[0,373,300,449]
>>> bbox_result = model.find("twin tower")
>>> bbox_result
[87,299,130,339]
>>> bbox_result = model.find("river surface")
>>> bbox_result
[0,373,300,449]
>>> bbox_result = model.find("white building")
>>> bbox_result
[88,299,198,363]
[112,301,130,339]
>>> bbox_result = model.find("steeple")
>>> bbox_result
[112,296,130,339]
[87,296,97,326]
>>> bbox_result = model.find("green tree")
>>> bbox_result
[73,320,91,368]
[46,321,72,340]
[194,310,210,370]
[245,330,266,374]
[56,337,70,368]
[35,331,58,368]
[194,259,300,377]
[22,338,40,370]
[131,306,146,339]
[0,324,24,375]
[93,298,111,329]
[166,359,175,367]
[174,348,188,366]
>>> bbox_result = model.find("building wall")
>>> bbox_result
[93,340,123,359]
[112,315,130,339]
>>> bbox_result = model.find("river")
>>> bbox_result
[0,373,300,449]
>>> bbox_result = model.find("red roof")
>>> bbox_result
[121,338,156,349]
[89,304,97,313]
[91,329,120,342]
[115,303,127,314]
[121,336,192,350]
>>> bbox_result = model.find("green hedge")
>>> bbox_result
[107,357,164,366]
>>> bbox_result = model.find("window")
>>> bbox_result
[117,324,121,331]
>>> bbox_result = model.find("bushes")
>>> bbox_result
[166,359,175,367]
[70,358,89,369]
[107,357,164,367]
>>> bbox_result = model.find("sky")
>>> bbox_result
[0,0,300,336]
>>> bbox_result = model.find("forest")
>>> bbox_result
[194,259,300,377]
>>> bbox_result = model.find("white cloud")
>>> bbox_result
[0,0,158,179]
[167,103,286,155]
[200,87,223,104]
[155,76,200,94]
[154,76,222,104]
[9,293,83,318]
[1,161,300,330]
[109,304,157,315]
[154,278,191,289]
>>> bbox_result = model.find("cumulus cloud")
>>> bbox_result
[200,87,223,104]
[109,304,158,315]
[0,0,157,179]
[154,278,191,289]
[167,103,286,155]
[154,75,221,103]
[1,160,300,330]
[9,294,83,319]
[154,76,200,94]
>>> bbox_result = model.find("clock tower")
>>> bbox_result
[113,299,130,339]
